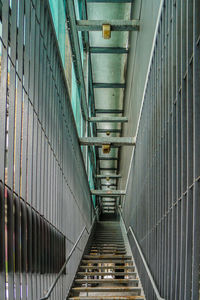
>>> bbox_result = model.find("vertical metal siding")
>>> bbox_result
[123,0,200,299]
[0,0,93,299]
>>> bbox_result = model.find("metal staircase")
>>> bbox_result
[68,221,145,299]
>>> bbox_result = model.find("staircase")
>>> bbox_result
[68,221,145,299]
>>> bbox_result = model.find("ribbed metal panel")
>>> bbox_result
[0,0,93,299]
[123,0,200,299]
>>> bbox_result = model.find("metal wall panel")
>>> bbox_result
[123,0,200,299]
[0,0,93,299]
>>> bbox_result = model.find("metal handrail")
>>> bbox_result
[118,208,165,300]
[40,216,95,300]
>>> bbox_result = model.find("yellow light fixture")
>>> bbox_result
[102,144,111,154]
[102,24,111,39]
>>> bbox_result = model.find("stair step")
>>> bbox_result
[90,249,126,252]
[69,297,144,300]
[91,247,126,250]
[79,265,135,270]
[90,248,126,251]
[82,260,133,264]
[68,222,144,300]
[83,255,131,259]
[91,245,125,248]
[74,278,139,284]
[71,286,142,294]
[94,233,123,239]
[77,272,137,277]
[92,243,125,246]
[93,239,124,241]
[90,250,126,255]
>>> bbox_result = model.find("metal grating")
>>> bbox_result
[123,0,200,299]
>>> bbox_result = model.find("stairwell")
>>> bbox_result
[68,221,145,299]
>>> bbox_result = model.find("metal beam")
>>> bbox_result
[98,157,118,160]
[90,47,128,54]
[96,174,121,178]
[97,129,122,134]
[101,184,117,187]
[79,137,135,146]
[87,0,133,2]
[76,20,139,31]
[65,0,88,119]
[100,167,118,171]
[97,145,120,149]
[91,190,126,196]
[89,117,128,123]
[93,83,125,88]
[95,109,123,114]
[100,195,120,198]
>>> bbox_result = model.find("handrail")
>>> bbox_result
[40,215,96,300]
[118,208,165,300]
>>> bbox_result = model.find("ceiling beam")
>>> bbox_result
[87,0,133,3]
[96,174,121,178]
[79,137,135,146]
[65,0,88,119]
[93,83,125,88]
[76,20,139,31]
[91,190,126,196]
[98,157,118,160]
[97,145,120,149]
[97,129,122,133]
[90,47,128,54]
[89,117,128,123]
[101,184,117,187]
[100,167,118,170]
[95,109,123,114]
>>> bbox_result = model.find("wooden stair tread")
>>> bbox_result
[75,278,139,284]
[68,296,144,300]
[84,255,131,259]
[79,265,135,270]
[82,260,133,264]
[77,272,137,276]
[68,296,144,299]
[72,286,142,292]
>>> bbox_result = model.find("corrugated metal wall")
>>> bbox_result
[123,0,200,299]
[0,0,93,299]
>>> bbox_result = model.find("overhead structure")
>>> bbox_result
[95,174,121,179]
[76,19,140,31]
[93,83,125,88]
[91,190,126,196]
[90,47,128,54]
[89,116,128,122]
[79,137,136,146]
[81,0,139,214]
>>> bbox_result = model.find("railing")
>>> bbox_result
[40,213,97,300]
[118,208,165,300]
